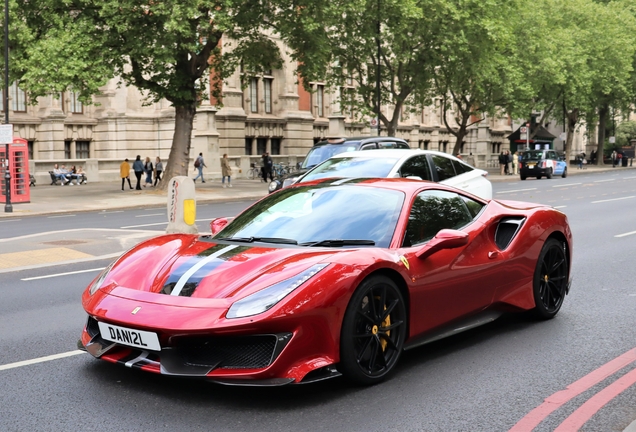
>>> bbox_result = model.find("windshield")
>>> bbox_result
[301,143,361,169]
[214,184,404,248]
[300,156,400,183]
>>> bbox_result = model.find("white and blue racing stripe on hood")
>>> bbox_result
[160,244,250,297]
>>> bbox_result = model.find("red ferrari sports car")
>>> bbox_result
[80,178,572,385]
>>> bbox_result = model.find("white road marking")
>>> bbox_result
[121,222,168,228]
[552,183,581,188]
[100,210,124,214]
[21,267,105,281]
[0,228,162,243]
[0,219,21,223]
[592,196,635,204]
[0,350,85,372]
[594,179,615,183]
[496,188,537,194]
[624,176,636,180]
[135,213,164,218]
[615,230,636,238]
[47,214,76,219]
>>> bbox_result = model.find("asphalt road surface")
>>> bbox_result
[1,170,636,432]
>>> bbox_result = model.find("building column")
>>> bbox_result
[328,115,346,137]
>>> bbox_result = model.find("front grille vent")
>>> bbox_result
[177,335,278,369]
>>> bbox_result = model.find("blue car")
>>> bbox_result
[519,149,567,180]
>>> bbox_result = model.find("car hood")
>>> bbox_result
[100,235,336,301]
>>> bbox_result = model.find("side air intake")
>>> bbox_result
[495,217,526,250]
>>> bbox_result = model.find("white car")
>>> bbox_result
[297,149,492,199]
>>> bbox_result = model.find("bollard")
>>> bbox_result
[166,176,198,234]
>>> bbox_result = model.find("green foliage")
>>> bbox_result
[615,120,636,148]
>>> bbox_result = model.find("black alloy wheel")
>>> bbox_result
[340,275,407,385]
[532,238,568,319]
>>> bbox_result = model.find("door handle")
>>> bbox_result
[488,251,499,259]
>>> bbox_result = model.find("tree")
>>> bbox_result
[15,0,282,190]
[277,0,443,137]
[431,0,522,156]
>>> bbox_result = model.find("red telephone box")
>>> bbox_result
[0,138,31,204]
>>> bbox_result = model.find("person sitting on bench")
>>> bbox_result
[53,164,70,185]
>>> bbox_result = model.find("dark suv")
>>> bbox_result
[267,136,410,193]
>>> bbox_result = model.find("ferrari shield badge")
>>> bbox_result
[399,255,410,270]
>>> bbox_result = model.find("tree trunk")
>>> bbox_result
[564,108,579,168]
[158,103,197,191]
[452,126,467,157]
[596,104,609,166]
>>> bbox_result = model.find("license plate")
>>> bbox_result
[98,322,161,351]
[527,163,535,169]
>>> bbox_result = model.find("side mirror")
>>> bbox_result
[415,229,469,259]
[210,217,230,235]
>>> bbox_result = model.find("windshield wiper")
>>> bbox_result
[299,239,376,247]
[217,236,298,245]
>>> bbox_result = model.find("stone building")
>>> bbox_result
[5,35,552,184]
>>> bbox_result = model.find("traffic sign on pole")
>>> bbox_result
[0,124,12,144]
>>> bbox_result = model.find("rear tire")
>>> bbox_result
[536,175,541,180]
[520,175,526,180]
[339,275,407,385]
[531,238,568,320]
[562,168,568,178]
[546,168,553,179]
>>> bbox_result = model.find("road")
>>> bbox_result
[1,170,636,431]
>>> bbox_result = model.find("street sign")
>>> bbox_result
[520,126,527,140]
[560,132,567,141]
[609,136,615,144]
[0,124,13,144]
[370,117,378,128]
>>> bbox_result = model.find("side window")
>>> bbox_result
[431,155,457,181]
[403,190,474,247]
[396,142,410,149]
[378,141,397,149]
[399,155,432,181]
[360,143,377,150]
[451,160,473,175]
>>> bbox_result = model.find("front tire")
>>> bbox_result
[339,275,407,385]
[562,168,568,178]
[532,238,568,320]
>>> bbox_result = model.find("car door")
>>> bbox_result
[397,190,504,337]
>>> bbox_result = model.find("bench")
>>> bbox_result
[49,171,62,185]
[49,171,87,185]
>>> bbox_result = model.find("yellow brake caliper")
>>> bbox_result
[374,296,391,351]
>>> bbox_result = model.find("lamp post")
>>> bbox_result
[375,0,381,137]
[3,0,11,213]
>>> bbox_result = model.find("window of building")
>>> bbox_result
[316,85,324,117]
[264,78,272,114]
[27,140,34,160]
[70,91,83,113]
[10,82,26,112]
[441,141,448,153]
[271,138,280,155]
[245,138,253,155]
[256,138,267,155]
[64,140,72,159]
[76,140,90,159]
[249,78,258,113]
[492,142,501,154]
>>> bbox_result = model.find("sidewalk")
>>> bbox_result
[0,178,271,218]
[0,164,632,219]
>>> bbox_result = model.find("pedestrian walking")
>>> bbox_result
[512,152,519,175]
[120,158,133,190]
[261,152,274,182]
[143,157,154,187]
[154,157,163,186]
[505,150,512,175]
[193,152,207,183]
[220,154,233,188]
[611,150,617,168]
[132,155,144,190]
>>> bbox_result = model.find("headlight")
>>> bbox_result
[89,261,116,295]
[226,263,328,319]
[268,180,280,193]
[282,176,300,188]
